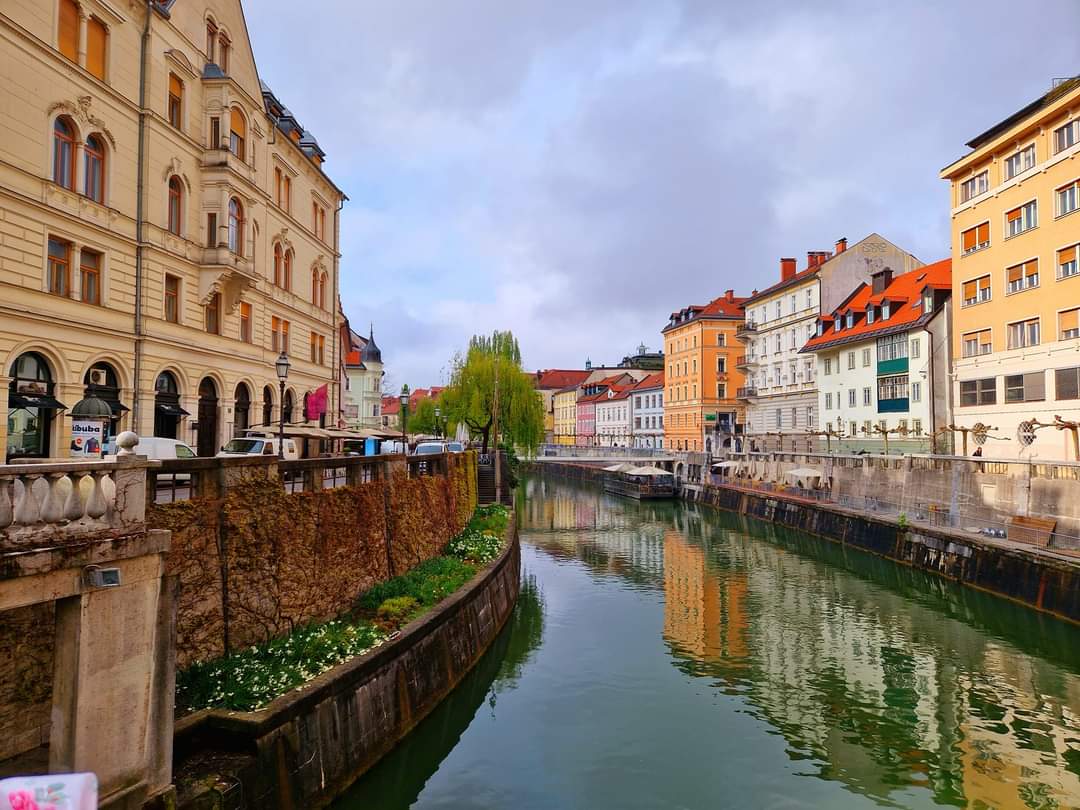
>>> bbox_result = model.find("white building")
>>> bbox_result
[801,261,953,453]
[630,372,664,448]
[595,385,633,447]
[738,235,923,452]
[343,326,384,429]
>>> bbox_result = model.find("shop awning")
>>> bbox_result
[155,402,190,417]
[109,400,130,415]
[8,392,68,410]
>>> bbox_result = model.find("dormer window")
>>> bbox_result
[882,301,891,319]
[923,290,933,313]
[866,305,875,325]
[816,320,824,337]
[833,316,841,332]
[845,311,854,329]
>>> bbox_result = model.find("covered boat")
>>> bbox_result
[603,464,675,500]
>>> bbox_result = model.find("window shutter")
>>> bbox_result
[962,228,976,251]
[230,107,245,138]
[1062,309,1079,333]
[963,280,976,299]
[1006,207,1021,222]
[1007,265,1023,283]
[979,330,992,350]
[59,0,79,62]
[1025,260,1038,279]
[170,73,183,98]
[86,17,107,79]
[978,276,990,292]
[976,222,989,243]
[1060,246,1077,265]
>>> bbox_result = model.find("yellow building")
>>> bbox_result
[533,369,589,445]
[941,77,1080,460]
[1,0,344,460]
[553,385,579,445]
[662,290,747,452]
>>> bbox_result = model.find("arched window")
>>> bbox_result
[53,117,76,190]
[283,389,294,424]
[234,383,250,434]
[228,197,243,255]
[219,33,230,73]
[262,386,273,427]
[167,176,182,235]
[283,249,293,290]
[84,135,105,203]
[205,18,217,62]
[7,352,61,459]
[273,243,283,286]
[229,107,245,161]
[311,268,319,305]
[319,272,327,309]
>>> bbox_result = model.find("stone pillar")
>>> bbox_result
[0,375,9,461]
[77,11,88,68]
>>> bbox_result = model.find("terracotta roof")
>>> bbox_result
[381,396,400,415]
[801,259,951,353]
[534,369,591,390]
[663,292,747,333]
[631,372,664,391]
[742,266,820,306]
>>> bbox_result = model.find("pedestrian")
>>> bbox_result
[972,446,983,457]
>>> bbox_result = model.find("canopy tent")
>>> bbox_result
[604,463,637,473]
[711,461,738,469]
[626,465,674,477]
[785,467,824,487]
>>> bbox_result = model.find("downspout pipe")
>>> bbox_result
[332,195,345,425]
[133,1,153,433]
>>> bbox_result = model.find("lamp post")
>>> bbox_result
[435,406,442,439]
[275,351,290,459]
[399,387,409,455]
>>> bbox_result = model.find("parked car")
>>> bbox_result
[380,440,408,455]
[413,441,448,456]
[104,436,197,483]
[446,441,465,453]
[218,435,299,460]
[342,439,365,456]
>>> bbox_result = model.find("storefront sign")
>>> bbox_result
[71,418,106,456]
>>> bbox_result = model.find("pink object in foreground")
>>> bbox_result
[0,774,97,810]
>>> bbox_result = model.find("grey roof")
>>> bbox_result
[361,326,382,364]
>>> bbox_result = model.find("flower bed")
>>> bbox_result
[176,504,510,713]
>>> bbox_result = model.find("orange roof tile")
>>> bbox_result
[534,369,591,389]
[632,372,664,390]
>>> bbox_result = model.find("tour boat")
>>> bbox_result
[602,463,676,500]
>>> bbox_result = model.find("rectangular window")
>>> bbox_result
[962,329,992,357]
[205,293,220,334]
[717,356,726,373]
[1007,318,1040,349]
[310,331,319,363]
[876,333,908,362]
[58,0,79,62]
[240,302,252,343]
[1005,372,1045,403]
[961,222,990,254]
[1056,366,1080,400]
[1006,201,1037,237]
[910,338,920,358]
[717,383,726,399]
[1060,245,1079,279]
[859,348,870,367]
[960,377,996,406]
[1058,180,1079,217]
[47,237,71,296]
[848,389,856,407]
[164,274,179,323]
[863,387,872,406]
[962,274,991,306]
[911,382,922,403]
[863,420,872,435]
[86,17,107,80]
[1006,259,1039,294]
[878,374,909,402]
[1055,119,1080,154]
[274,168,283,206]
[168,73,183,129]
[283,176,291,214]
[210,117,220,149]
[825,392,833,410]
[1004,144,1036,180]
[206,21,216,61]
[807,406,814,428]
[847,351,855,370]
[960,170,988,202]
[912,419,922,436]
[206,213,217,247]
[79,249,101,304]
[1060,308,1080,341]
[824,358,832,375]
[717,333,726,346]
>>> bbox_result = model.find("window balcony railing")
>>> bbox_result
[735,355,757,370]
[736,321,758,340]
[737,386,758,400]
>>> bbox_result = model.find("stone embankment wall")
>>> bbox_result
[149,452,478,667]
[174,521,521,809]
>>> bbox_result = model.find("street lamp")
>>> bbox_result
[399,387,409,455]
[275,351,290,459]
[434,406,442,438]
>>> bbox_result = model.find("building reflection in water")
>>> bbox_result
[522,476,1080,809]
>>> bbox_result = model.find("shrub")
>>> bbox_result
[376,595,421,627]
[358,556,476,612]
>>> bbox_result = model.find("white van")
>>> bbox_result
[105,436,197,462]
[218,435,299,460]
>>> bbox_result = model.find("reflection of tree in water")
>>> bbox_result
[334,569,546,810]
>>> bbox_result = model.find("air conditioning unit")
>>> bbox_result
[89,368,108,387]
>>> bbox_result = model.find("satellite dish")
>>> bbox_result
[972,422,989,446]
[1017,420,1037,447]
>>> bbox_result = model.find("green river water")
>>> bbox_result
[336,475,1080,809]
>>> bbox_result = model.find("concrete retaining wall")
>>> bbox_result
[173,520,521,809]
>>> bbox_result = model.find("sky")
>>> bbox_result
[246,1,1080,389]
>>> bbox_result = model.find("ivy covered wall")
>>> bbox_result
[150,452,478,668]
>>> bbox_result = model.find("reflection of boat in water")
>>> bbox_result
[602,464,675,500]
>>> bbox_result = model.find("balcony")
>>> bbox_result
[736,386,758,400]
[735,321,758,341]
[735,355,758,371]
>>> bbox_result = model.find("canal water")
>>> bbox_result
[337,475,1080,809]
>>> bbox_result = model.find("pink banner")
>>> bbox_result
[306,384,328,420]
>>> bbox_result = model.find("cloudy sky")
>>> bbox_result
[247,1,1080,388]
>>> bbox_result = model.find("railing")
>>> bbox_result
[735,355,756,368]
[735,321,758,338]
[0,456,151,544]
[736,386,757,399]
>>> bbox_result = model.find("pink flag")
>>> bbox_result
[306,384,328,420]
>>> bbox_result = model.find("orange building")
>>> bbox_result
[661,289,748,452]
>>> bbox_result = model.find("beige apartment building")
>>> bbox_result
[941,77,1080,460]
[1,0,344,460]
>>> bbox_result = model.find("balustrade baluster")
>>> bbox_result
[86,472,109,520]
[13,474,43,525]
[41,473,67,524]
[64,472,89,522]
[0,476,13,529]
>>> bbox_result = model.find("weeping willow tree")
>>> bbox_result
[441,330,543,454]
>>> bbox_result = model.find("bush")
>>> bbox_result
[376,595,421,627]
[446,503,509,564]
[358,556,476,613]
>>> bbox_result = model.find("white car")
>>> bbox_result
[218,435,299,460]
[413,441,448,456]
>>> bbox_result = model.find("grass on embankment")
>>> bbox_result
[176,504,510,713]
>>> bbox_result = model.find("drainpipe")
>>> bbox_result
[332,195,344,424]
[132,1,153,433]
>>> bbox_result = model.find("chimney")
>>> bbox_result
[871,268,893,295]
[780,257,797,281]
[835,237,847,254]
[725,289,734,303]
